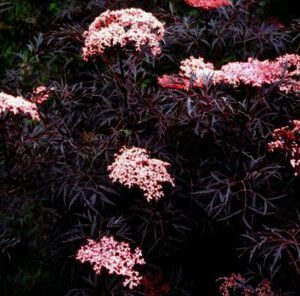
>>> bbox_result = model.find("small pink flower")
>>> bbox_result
[268,120,300,176]
[185,0,232,10]
[82,8,165,60]
[0,92,40,121]
[108,146,175,202]
[32,85,53,104]
[76,236,146,289]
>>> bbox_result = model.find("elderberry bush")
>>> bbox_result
[0,0,299,295]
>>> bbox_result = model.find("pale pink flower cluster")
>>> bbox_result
[219,54,300,92]
[158,54,300,93]
[219,58,278,87]
[0,91,40,121]
[108,146,175,202]
[268,120,300,176]
[185,0,231,9]
[180,56,215,86]
[32,85,53,104]
[76,236,145,289]
[274,54,300,93]
[218,274,274,296]
[82,8,165,60]
[158,56,217,90]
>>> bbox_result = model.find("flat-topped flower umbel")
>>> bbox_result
[82,8,165,61]
[76,236,145,289]
[108,146,175,201]
[218,54,300,92]
[185,0,232,10]
[0,92,40,121]
[158,54,300,93]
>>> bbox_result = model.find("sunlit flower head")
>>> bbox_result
[108,146,175,202]
[158,56,215,90]
[158,54,300,93]
[185,0,232,10]
[76,236,145,289]
[82,8,165,60]
[219,54,300,91]
[0,92,40,121]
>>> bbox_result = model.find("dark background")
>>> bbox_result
[0,1,300,296]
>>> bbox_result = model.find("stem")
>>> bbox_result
[118,49,128,111]
[118,49,125,81]
[0,119,11,181]
[204,15,209,40]
[247,1,254,28]
[243,2,254,60]
[203,10,212,58]
[204,12,209,56]
[287,249,300,275]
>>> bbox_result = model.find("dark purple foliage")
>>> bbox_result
[0,0,299,295]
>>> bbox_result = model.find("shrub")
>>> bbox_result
[0,0,299,295]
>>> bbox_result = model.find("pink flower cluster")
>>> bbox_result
[76,236,145,289]
[158,54,300,93]
[219,54,300,92]
[180,56,215,85]
[32,85,53,104]
[268,120,300,176]
[185,0,231,9]
[82,8,165,60]
[218,273,250,296]
[158,56,216,90]
[255,281,275,296]
[218,274,274,296]
[0,91,40,121]
[108,146,175,202]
